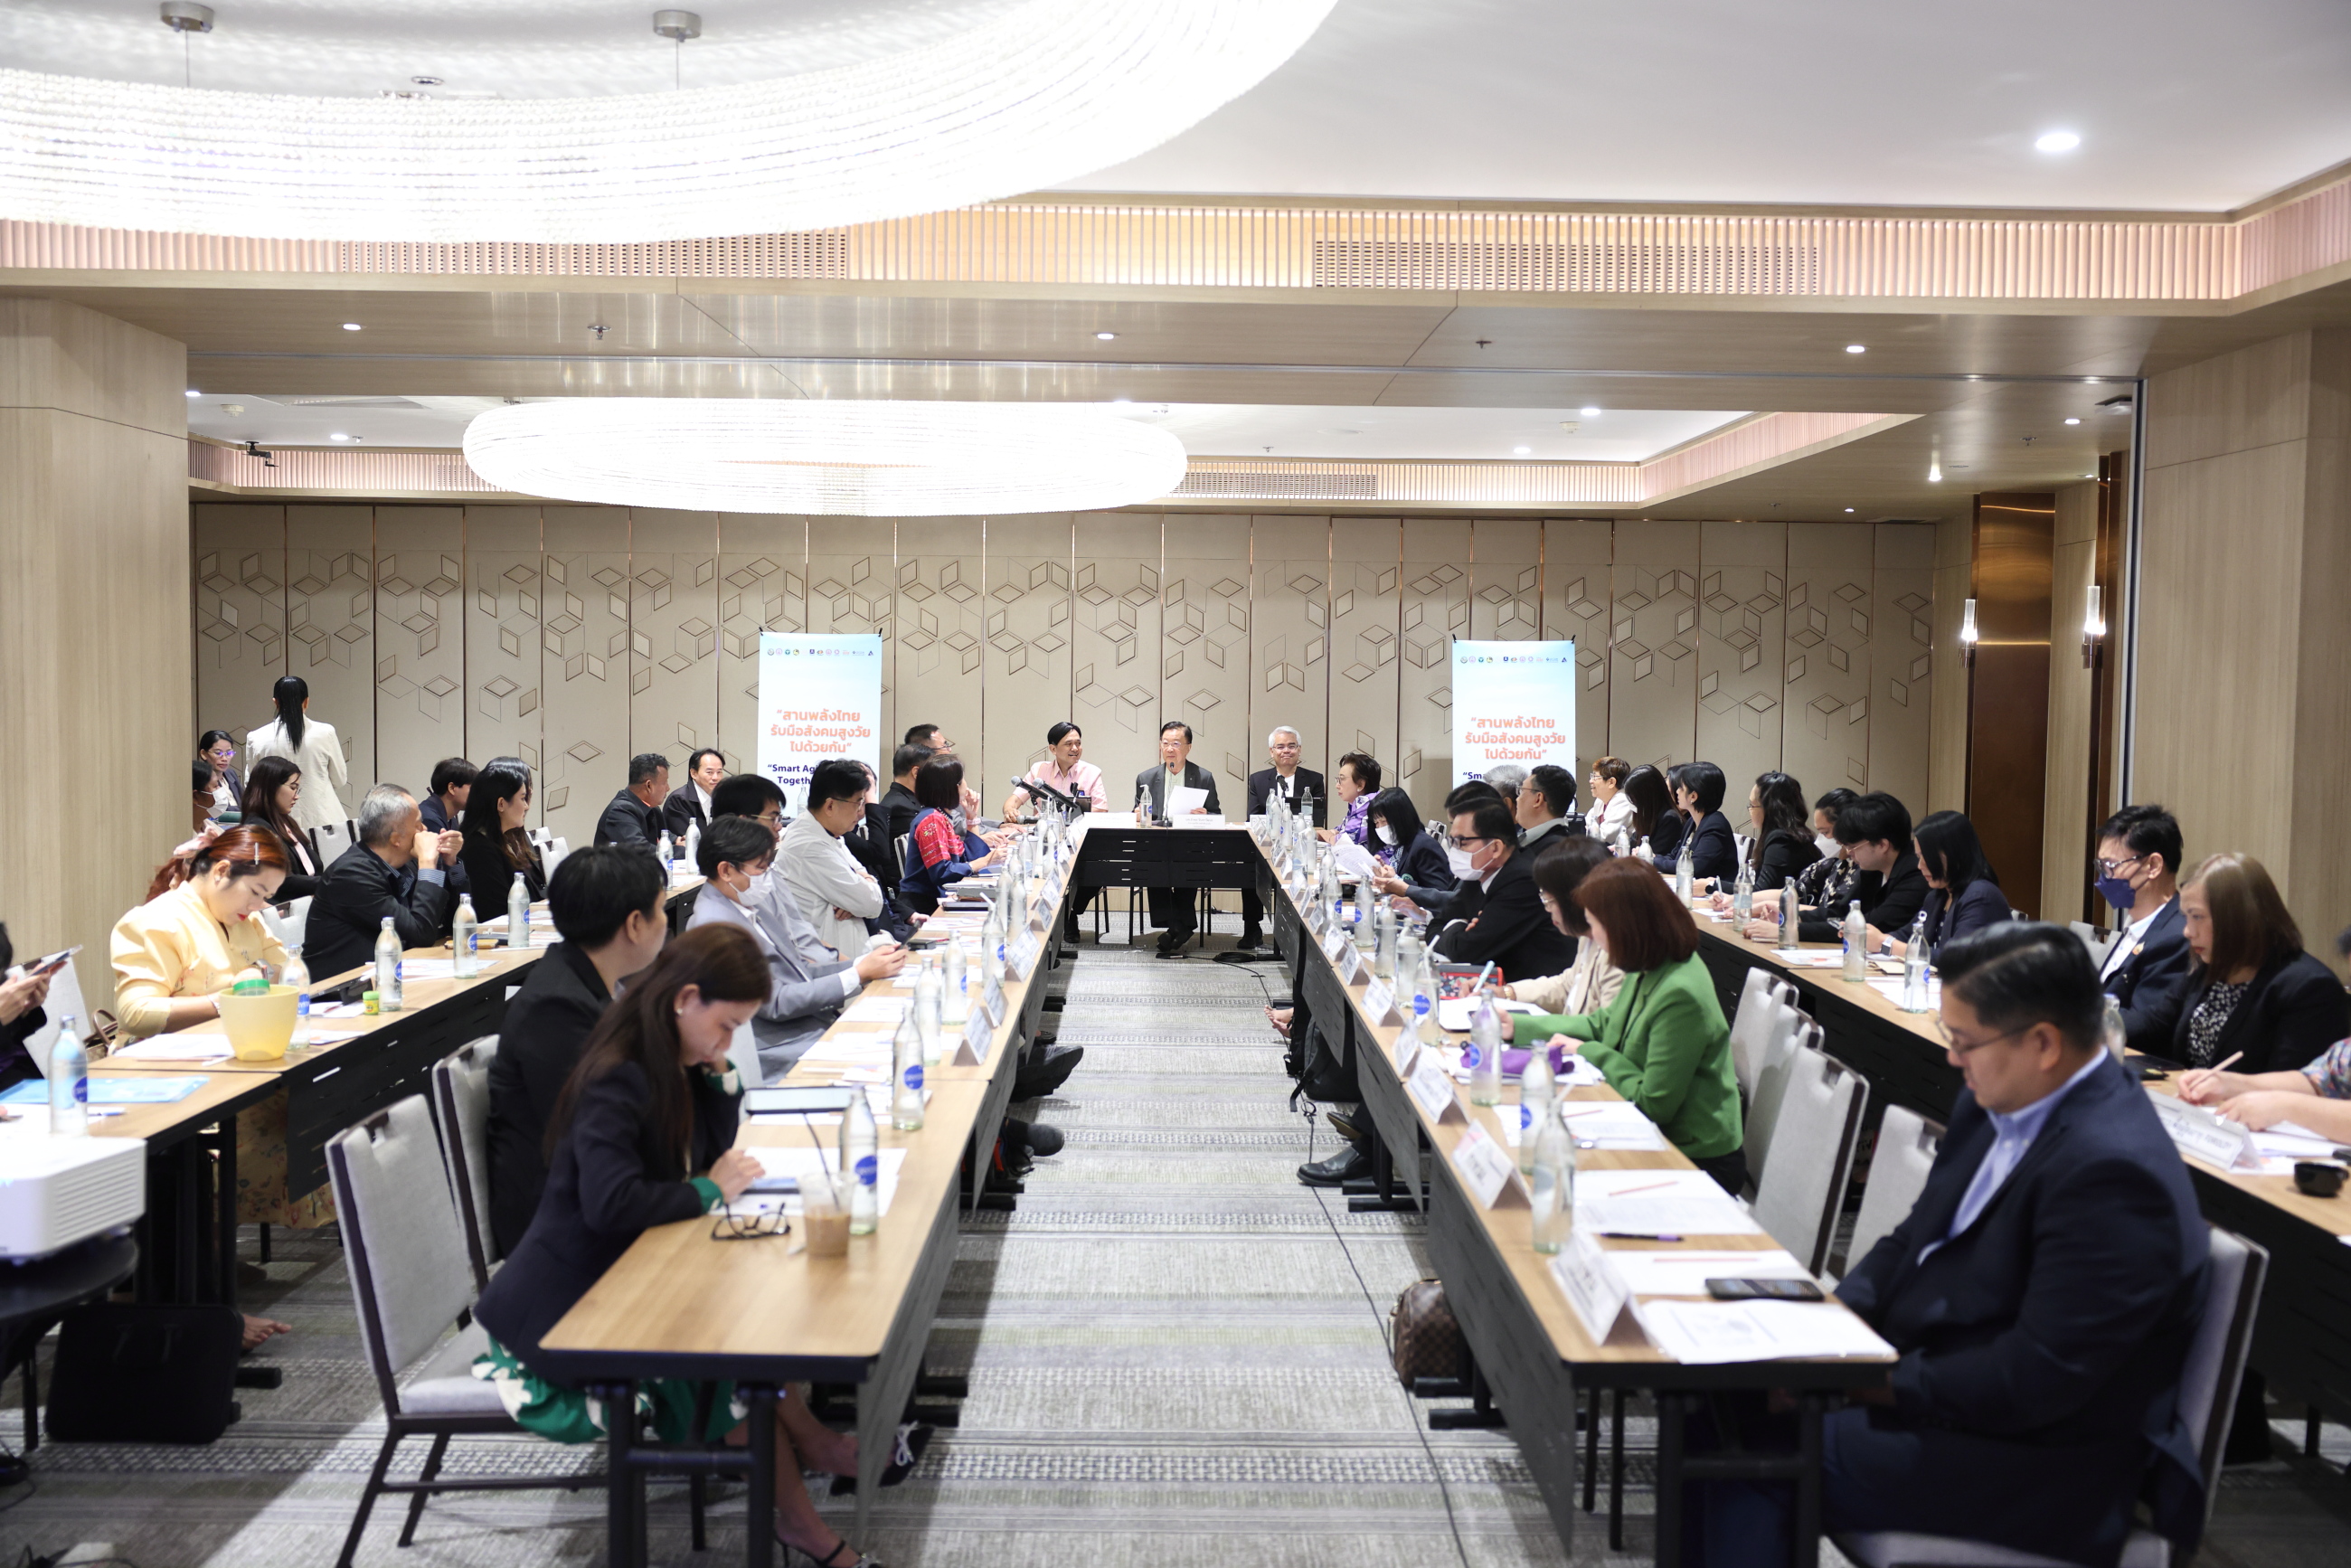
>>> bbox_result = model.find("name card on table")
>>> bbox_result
[2148,1088,2257,1171]
[1394,1027,1422,1079]
[1341,943,1368,984]
[1408,1051,1464,1122]
[1551,1228,1635,1342]
[1361,979,1403,1028]
[982,969,1006,1028]
[952,1007,990,1066]
[1449,1120,1526,1209]
[1011,934,1041,980]
[1027,899,1051,933]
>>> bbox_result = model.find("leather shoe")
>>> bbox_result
[1297,1146,1367,1187]
[1236,926,1263,951]
[1013,1044,1084,1100]
[1325,1109,1366,1147]
[1023,1122,1064,1157]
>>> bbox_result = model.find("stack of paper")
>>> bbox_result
[1632,1298,1893,1365]
[841,996,910,1025]
[397,958,498,982]
[1576,1168,1761,1236]
[1555,1101,1667,1149]
[796,1036,894,1067]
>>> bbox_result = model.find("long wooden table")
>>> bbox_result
[1271,851,1893,1565]
[1686,911,2351,1452]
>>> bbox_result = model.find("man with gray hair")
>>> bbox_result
[1241,725,1326,952]
[300,782,463,976]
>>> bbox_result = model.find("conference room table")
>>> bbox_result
[1685,906,2351,1460]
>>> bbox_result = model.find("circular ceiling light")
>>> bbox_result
[2035,130,2082,154]
[464,399,1189,516]
[0,0,1336,243]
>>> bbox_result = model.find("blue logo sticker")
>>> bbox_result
[1462,1044,1481,1070]
[855,1154,879,1186]
[904,1064,923,1092]
[71,1077,88,1105]
[1520,1104,1534,1130]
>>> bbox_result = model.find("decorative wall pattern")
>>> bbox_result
[194,506,1943,841]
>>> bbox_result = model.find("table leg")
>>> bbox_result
[603,1383,637,1568]
[214,1114,239,1311]
[1654,1393,1686,1567]
[1610,1386,1627,1549]
[1582,1384,1600,1512]
[745,1384,777,1568]
[1793,1394,1824,1568]
[175,1139,201,1306]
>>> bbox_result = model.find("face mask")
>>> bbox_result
[1376,825,1399,847]
[1446,844,1478,880]
[2095,874,2138,912]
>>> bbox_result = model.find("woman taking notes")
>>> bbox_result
[1509,857,1744,1192]
[472,925,887,1568]
[243,675,350,835]
[2167,853,2346,1072]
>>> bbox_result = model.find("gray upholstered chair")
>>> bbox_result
[1745,1043,1868,1277]
[1832,1105,1942,1282]
[429,1035,500,1289]
[1727,968,1797,1100]
[1741,1011,1816,1188]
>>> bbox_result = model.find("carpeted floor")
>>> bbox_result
[2,921,2348,1566]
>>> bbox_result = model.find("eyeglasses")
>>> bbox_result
[1929,1020,2033,1055]
[1454,835,1497,848]
[2094,854,2142,876]
[711,1205,790,1242]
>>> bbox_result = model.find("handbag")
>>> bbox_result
[1388,1278,1467,1390]
[45,1304,242,1443]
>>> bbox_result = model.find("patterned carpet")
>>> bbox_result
[2,922,2347,1566]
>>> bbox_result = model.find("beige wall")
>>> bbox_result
[194,506,1946,842]
[2137,328,2351,969]
[1,300,189,977]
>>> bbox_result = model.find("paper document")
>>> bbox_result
[1632,1299,1893,1365]
[1577,1168,1761,1236]
[841,997,909,1025]
[1534,1101,1666,1150]
[794,1036,894,1067]
[1331,837,1380,882]
[725,1147,908,1217]
[1166,786,1209,816]
[108,1035,231,1063]
[1,1075,208,1106]
[1605,1248,1810,1297]
[1775,950,1846,968]
[1436,997,1540,1034]
[396,959,497,982]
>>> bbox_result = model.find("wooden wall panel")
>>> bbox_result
[807,517,895,775]
[539,506,634,843]
[1607,521,1701,772]
[461,505,543,788]
[1071,513,1164,771]
[982,515,1074,797]
[1542,519,1615,798]
[1930,515,1973,814]
[1161,515,1252,804]
[1399,520,1473,793]
[1249,515,1332,783]
[1868,524,1939,833]
[1781,524,1874,799]
[1328,517,1402,803]
[373,507,466,807]
[715,515,805,775]
[2043,484,2100,922]
[286,505,378,796]
[1695,521,1787,806]
[192,504,285,743]
[894,517,987,776]
[628,509,720,772]
[1469,519,1543,643]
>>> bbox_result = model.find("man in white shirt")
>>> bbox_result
[2092,804,2193,1055]
[780,758,888,960]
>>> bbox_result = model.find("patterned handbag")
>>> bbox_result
[1388,1278,1467,1389]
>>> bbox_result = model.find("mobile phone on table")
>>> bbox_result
[1704,1277,1826,1302]
[26,946,80,978]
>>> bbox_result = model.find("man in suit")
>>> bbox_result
[1515,762,1582,854]
[1239,726,1326,950]
[841,760,921,942]
[484,846,668,1257]
[1135,720,1222,958]
[594,752,670,848]
[882,741,933,857]
[1430,798,1572,982]
[1691,923,2211,1567]
[663,747,725,843]
[2095,804,2194,1054]
[303,784,460,977]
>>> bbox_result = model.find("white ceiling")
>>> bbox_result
[1061,0,2351,213]
[184,395,1750,462]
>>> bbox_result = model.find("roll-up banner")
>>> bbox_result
[757,632,883,811]
[1450,640,1577,785]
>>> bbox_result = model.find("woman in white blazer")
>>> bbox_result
[242,675,350,835]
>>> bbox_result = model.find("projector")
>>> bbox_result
[0,1136,146,1261]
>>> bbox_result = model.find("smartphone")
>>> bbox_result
[744,1173,801,1195]
[744,1086,856,1117]
[1704,1277,1826,1302]
[27,945,80,978]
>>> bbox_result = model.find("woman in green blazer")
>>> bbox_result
[1510,857,1747,1193]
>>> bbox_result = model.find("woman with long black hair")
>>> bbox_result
[1621,762,1680,861]
[1742,770,1822,891]
[459,757,548,912]
[238,755,325,903]
[243,675,350,835]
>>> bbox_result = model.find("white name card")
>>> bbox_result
[1395,1027,1422,1078]
[1362,979,1402,1027]
[2148,1088,2257,1171]
[1027,900,1050,933]
[1342,943,1368,983]
[983,971,1006,1028]
[1552,1227,1635,1342]
[1409,1052,1463,1121]
[952,1008,989,1066]
[1449,1121,1525,1209]
[1012,935,1041,979]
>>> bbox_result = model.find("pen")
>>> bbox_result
[1599,1231,1683,1242]
[1606,1177,1678,1197]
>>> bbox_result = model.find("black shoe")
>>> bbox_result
[1326,1110,1366,1147]
[1013,1044,1084,1100]
[829,1422,934,1496]
[1062,912,1083,941]
[1297,1147,1368,1187]
[1237,927,1263,951]
[1024,1122,1064,1157]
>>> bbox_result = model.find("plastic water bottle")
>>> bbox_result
[942,939,969,1025]
[1529,1100,1574,1254]
[1777,883,1794,949]
[912,953,944,1063]
[1408,946,1436,1039]
[508,876,531,949]
[683,823,700,878]
[48,1015,87,1137]
[2102,995,2129,1065]
[656,830,674,874]
[1354,875,1376,950]
[1900,911,1931,1010]
[1613,824,1631,858]
[281,944,312,1040]
[984,897,1007,978]
[1374,901,1398,979]
[1733,859,1754,921]
[892,1015,926,1130]
[1468,985,1505,1105]
[374,915,404,1011]
[1675,845,1694,903]
[841,1092,880,1235]
[1841,900,1866,982]
[1518,1045,1555,1176]
[452,897,479,978]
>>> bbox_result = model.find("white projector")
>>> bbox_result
[0,1136,146,1261]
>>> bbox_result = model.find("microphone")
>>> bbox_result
[1012,775,1080,810]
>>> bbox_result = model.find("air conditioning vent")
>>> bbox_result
[1311,239,1822,294]
[282,396,426,409]
[1172,471,1379,499]
[335,231,851,279]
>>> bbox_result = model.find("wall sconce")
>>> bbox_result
[1959,597,1978,668]
[2081,584,2105,668]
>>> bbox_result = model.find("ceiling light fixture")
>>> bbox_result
[1845,507,1855,514]
[1513,446,1531,455]
[2035,130,2082,154]
[1845,344,1866,354]
[1927,462,1943,483]
[329,432,350,441]
[5,0,1337,242]
[342,322,363,331]
[184,388,200,398]
[1580,406,1600,417]
[1095,331,1118,341]
[464,399,1188,515]
[2063,417,2081,425]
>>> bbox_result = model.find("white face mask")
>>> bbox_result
[1376,824,1399,847]
[1446,844,1478,880]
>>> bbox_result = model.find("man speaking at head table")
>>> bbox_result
[1135,720,1222,959]
[1238,726,1325,952]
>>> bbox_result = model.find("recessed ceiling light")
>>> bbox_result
[1845,507,1855,514]
[1580,406,1600,417]
[411,76,443,88]
[330,432,350,442]
[185,389,200,398]
[1845,344,1866,354]
[1513,446,1531,456]
[1927,463,1943,483]
[1111,397,1131,404]
[2035,130,2082,154]
[1095,331,1117,341]
[342,322,363,331]
[2063,417,2081,425]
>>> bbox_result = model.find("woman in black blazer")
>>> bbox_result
[1623,764,1680,860]
[473,925,890,1568]
[1742,770,1823,892]
[1369,787,1455,893]
[2170,853,2349,1072]
[1660,760,1739,884]
[239,755,323,903]
[1882,810,2008,958]
[459,760,548,913]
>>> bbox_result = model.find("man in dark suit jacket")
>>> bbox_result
[1136,721,1223,957]
[881,741,932,861]
[1697,923,2211,1566]
[2095,805,2195,1055]
[661,747,725,843]
[485,846,668,1257]
[594,752,671,848]
[303,785,459,977]
[1430,798,1572,982]
[1239,726,1326,949]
